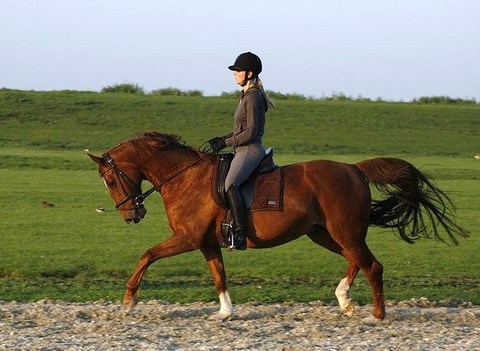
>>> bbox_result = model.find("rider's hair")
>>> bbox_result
[253,77,275,110]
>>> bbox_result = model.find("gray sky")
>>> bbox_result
[1,0,479,101]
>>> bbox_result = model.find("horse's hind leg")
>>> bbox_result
[308,231,359,317]
[311,230,384,320]
[343,244,385,320]
[335,263,360,318]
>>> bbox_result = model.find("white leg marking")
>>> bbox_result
[213,291,234,321]
[335,277,354,317]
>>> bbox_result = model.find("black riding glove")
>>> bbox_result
[208,136,227,153]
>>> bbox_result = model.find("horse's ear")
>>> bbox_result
[88,153,106,166]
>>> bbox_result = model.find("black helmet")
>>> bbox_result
[228,52,262,75]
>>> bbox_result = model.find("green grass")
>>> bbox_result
[0,89,479,305]
[0,152,477,304]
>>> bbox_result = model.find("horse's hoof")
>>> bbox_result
[362,315,383,325]
[122,303,135,314]
[339,299,355,318]
[372,307,386,321]
[343,302,355,318]
[209,310,233,322]
[122,297,138,314]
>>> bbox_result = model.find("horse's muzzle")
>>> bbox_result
[125,207,147,224]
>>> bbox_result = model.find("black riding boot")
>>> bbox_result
[226,184,247,250]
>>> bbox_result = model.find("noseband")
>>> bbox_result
[100,154,156,211]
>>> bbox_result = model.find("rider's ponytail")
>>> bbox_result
[254,78,275,110]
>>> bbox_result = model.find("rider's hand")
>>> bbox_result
[207,137,227,153]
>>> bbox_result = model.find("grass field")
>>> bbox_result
[0,89,478,305]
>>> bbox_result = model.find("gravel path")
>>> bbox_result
[1,299,478,350]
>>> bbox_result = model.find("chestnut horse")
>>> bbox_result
[89,131,468,321]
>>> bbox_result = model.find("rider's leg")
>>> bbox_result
[224,144,265,250]
[226,183,248,250]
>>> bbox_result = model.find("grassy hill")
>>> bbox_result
[1,89,478,156]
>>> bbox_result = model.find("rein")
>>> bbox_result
[101,152,207,210]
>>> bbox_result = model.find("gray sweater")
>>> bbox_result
[224,87,267,148]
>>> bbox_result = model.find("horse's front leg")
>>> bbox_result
[201,245,234,321]
[123,235,195,312]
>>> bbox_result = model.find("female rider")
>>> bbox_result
[206,52,274,250]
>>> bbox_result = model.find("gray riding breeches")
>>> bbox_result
[225,143,265,190]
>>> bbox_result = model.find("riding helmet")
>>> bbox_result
[228,52,262,75]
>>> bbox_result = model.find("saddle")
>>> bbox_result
[212,147,284,212]
[212,148,284,248]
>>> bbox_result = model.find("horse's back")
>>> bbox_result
[282,159,371,218]
[283,159,366,191]
[256,160,367,216]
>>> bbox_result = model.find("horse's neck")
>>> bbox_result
[141,149,202,189]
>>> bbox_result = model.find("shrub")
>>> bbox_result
[150,88,203,97]
[220,91,241,98]
[101,83,145,94]
[413,96,477,105]
[219,90,307,100]
[266,91,307,100]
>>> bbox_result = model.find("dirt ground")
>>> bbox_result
[1,299,479,350]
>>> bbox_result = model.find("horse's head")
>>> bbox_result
[88,148,147,224]
[89,131,201,224]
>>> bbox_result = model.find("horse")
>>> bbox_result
[88,131,468,321]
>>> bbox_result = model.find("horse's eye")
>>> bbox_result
[109,180,117,188]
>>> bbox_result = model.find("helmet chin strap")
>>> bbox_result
[240,72,256,87]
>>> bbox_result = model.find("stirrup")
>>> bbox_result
[228,231,247,251]
[226,226,235,251]
[221,219,246,250]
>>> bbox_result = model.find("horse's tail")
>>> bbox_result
[355,157,469,245]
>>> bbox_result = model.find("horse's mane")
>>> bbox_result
[133,131,184,148]
[106,131,196,156]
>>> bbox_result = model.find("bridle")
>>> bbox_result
[100,153,151,211]
[100,152,207,211]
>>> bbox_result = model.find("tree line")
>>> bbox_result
[100,83,478,105]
